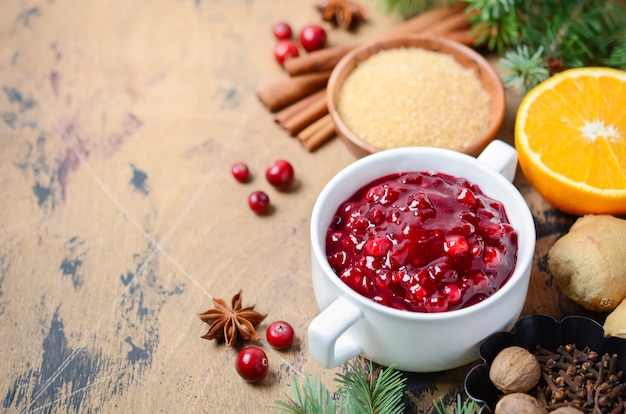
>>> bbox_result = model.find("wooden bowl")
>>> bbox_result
[327,35,506,158]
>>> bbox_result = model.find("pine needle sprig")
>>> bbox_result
[433,393,480,414]
[270,374,337,414]
[464,0,520,54]
[381,0,626,93]
[335,360,406,414]
[270,360,406,414]
[499,45,549,94]
[522,0,625,70]
[469,0,626,92]
[606,36,626,67]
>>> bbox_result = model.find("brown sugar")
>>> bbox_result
[337,47,491,151]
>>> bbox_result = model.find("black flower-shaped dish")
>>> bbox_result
[464,314,626,413]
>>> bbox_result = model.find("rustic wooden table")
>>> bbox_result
[1,0,598,412]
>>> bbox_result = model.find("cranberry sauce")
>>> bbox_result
[325,171,518,313]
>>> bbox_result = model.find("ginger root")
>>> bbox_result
[547,215,626,312]
[604,297,626,338]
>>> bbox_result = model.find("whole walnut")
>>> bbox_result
[489,346,541,394]
[495,393,548,414]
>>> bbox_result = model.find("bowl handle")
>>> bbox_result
[477,140,518,182]
[308,296,363,368]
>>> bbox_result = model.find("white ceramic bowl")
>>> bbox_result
[308,140,536,372]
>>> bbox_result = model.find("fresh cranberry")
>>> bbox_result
[235,347,269,382]
[248,191,270,214]
[266,321,294,349]
[274,40,299,66]
[266,159,294,189]
[325,171,518,313]
[272,21,292,40]
[231,162,250,183]
[298,24,327,52]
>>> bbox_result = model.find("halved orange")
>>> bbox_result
[515,67,626,216]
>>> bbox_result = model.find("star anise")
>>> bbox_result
[198,290,267,347]
[316,0,367,30]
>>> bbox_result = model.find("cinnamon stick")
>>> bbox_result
[284,2,467,77]
[273,89,326,126]
[284,45,356,78]
[256,71,331,112]
[379,1,466,40]
[418,8,472,36]
[440,29,477,46]
[279,91,328,136]
[298,114,336,151]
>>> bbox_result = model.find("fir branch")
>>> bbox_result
[519,0,625,69]
[499,45,549,93]
[605,36,626,67]
[433,393,479,414]
[270,374,337,414]
[335,361,406,414]
[464,0,520,54]
[466,0,626,93]
[271,360,406,414]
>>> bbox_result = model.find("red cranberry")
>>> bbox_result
[483,246,502,268]
[472,270,491,292]
[456,187,477,209]
[364,237,392,257]
[235,347,269,382]
[444,283,462,304]
[266,159,294,189]
[424,292,449,313]
[411,283,426,300]
[443,235,470,256]
[327,251,347,269]
[298,24,327,52]
[272,21,292,40]
[248,191,270,214]
[266,321,294,349]
[274,40,299,67]
[231,162,250,183]
[346,215,369,232]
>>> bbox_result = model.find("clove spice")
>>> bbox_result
[531,343,626,413]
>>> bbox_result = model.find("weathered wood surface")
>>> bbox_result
[0,0,596,412]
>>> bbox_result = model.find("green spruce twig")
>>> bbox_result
[270,360,406,413]
[270,374,337,414]
[433,393,480,414]
[335,360,406,414]
[499,45,549,94]
[464,0,626,93]
[378,0,626,94]
[464,0,520,54]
